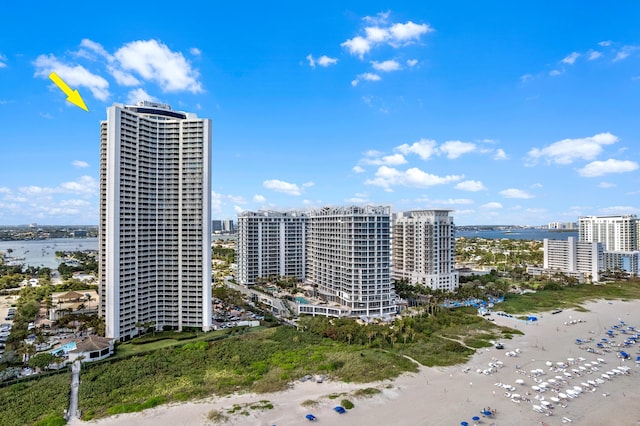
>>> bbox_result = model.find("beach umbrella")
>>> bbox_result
[545,361,552,367]
[550,396,560,403]
[515,379,524,385]
[461,422,469,426]
[540,400,551,406]
[472,416,480,422]
[597,358,605,363]
[558,393,568,399]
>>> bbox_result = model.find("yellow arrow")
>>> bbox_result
[48,71,89,112]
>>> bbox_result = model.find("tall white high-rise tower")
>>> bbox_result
[99,101,212,340]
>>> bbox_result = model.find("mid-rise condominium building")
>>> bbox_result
[99,101,212,340]
[304,206,396,318]
[578,215,638,251]
[540,237,603,282]
[237,210,307,285]
[392,210,459,291]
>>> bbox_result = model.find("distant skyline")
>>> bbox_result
[1,3,639,226]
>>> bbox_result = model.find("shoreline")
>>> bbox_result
[72,299,640,426]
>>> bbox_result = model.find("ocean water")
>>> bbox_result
[456,228,578,241]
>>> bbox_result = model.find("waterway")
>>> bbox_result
[0,234,235,269]
[456,228,578,241]
[0,238,98,269]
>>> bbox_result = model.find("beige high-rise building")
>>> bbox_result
[99,101,212,340]
[392,210,458,291]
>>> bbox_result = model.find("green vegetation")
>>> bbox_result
[499,280,640,314]
[353,387,382,398]
[75,326,416,420]
[341,399,354,409]
[0,371,71,426]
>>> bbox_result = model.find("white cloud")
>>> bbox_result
[598,40,612,47]
[190,47,201,56]
[352,165,365,173]
[233,205,244,214]
[578,159,639,177]
[126,88,159,105]
[114,40,202,93]
[58,175,99,195]
[439,140,477,159]
[389,21,434,44]
[520,73,534,83]
[253,194,266,203]
[365,166,463,189]
[364,26,390,42]
[302,182,315,188]
[363,11,390,25]
[500,188,534,199]
[72,160,89,168]
[33,54,110,100]
[455,180,487,192]
[317,55,338,67]
[341,36,372,58]
[406,59,418,67]
[613,46,638,62]
[307,54,338,68]
[0,53,7,68]
[371,60,401,72]
[493,148,508,160]
[549,69,563,76]
[108,66,140,86]
[394,138,437,160]
[351,72,382,86]
[527,132,618,165]
[79,39,112,60]
[480,202,503,210]
[598,182,616,188]
[561,52,580,65]
[362,153,407,166]
[0,187,11,194]
[263,179,304,196]
[342,14,434,59]
[19,175,98,197]
[599,206,640,215]
[588,50,602,61]
[428,198,474,205]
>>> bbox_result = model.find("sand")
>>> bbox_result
[71,299,640,426]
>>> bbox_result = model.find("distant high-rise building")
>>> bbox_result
[99,101,212,340]
[392,210,459,291]
[212,219,235,233]
[305,206,396,318]
[548,222,577,230]
[579,215,638,251]
[237,210,306,285]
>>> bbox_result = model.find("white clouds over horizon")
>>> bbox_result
[263,179,314,196]
[34,38,203,103]
[578,159,639,177]
[527,132,618,165]
[500,188,534,199]
[365,165,463,189]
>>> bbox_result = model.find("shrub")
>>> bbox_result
[341,399,354,409]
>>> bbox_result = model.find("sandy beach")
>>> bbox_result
[72,299,640,426]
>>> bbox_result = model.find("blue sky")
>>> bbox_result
[1,2,640,226]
